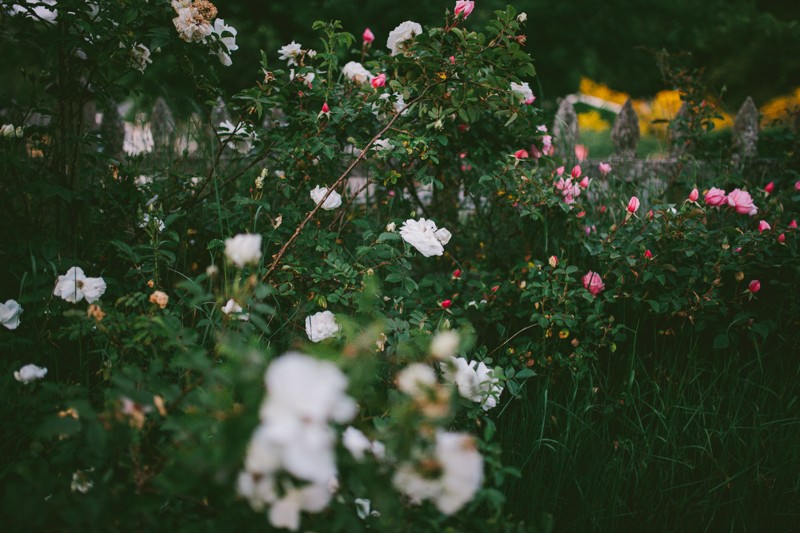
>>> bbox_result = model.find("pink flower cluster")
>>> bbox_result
[554,165,589,204]
[703,187,758,216]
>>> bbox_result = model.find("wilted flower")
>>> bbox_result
[224,233,262,267]
[14,363,47,384]
[0,299,22,330]
[583,271,604,296]
[172,1,213,43]
[54,267,107,304]
[129,43,152,73]
[310,185,342,210]
[305,310,339,342]
[149,291,169,309]
[399,218,451,257]
[278,41,303,66]
[342,61,373,84]
[386,21,423,56]
[727,188,758,216]
[704,187,727,207]
[510,82,535,105]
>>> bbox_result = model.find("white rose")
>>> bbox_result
[278,41,303,66]
[224,233,262,267]
[342,61,373,84]
[517,12,527,22]
[386,21,423,56]
[14,364,47,384]
[510,81,535,104]
[396,363,437,397]
[399,218,450,257]
[0,299,23,330]
[310,185,342,210]
[434,430,483,514]
[305,310,339,342]
[53,267,107,304]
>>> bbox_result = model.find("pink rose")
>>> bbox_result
[555,166,565,177]
[514,149,529,159]
[764,181,774,194]
[362,28,375,44]
[440,299,452,309]
[571,165,581,179]
[548,255,558,268]
[795,180,800,191]
[704,187,727,207]
[579,176,590,189]
[790,220,798,229]
[748,280,760,294]
[454,1,475,18]
[627,196,640,213]
[574,144,588,162]
[321,102,330,114]
[583,271,605,296]
[727,188,758,216]
[449,55,456,65]
[598,162,611,176]
[644,249,653,260]
[758,220,771,233]
[688,188,699,202]
[778,233,786,244]
[371,73,386,88]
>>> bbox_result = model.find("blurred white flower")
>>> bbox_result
[224,233,262,267]
[222,298,249,321]
[0,299,22,330]
[373,138,393,153]
[385,221,396,232]
[14,363,47,384]
[399,218,451,257]
[517,12,527,22]
[430,330,459,360]
[355,498,380,519]
[396,363,437,397]
[278,41,303,66]
[238,352,355,530]
[304,310,339,342]
[342,426,371,461]
[386,21,423,56]
[12,0,57,23]
[342,61,373,84]
[310,185,342,210]
[433,431,483,514]
[53,267,106,304]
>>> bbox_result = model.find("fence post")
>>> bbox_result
[151,97,175,153]
[611,98,639,158]
[552,98,578,160]
[100,103,125,159]
[732,96,759,163]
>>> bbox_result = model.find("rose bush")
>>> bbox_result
[0,1,798,531]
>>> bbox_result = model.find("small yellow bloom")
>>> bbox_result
[559,329,569,339]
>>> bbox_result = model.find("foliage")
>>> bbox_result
[1,1,799,532]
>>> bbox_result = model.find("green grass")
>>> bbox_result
[498,320,800,531]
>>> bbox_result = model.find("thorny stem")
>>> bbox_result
[261,81,444,282]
